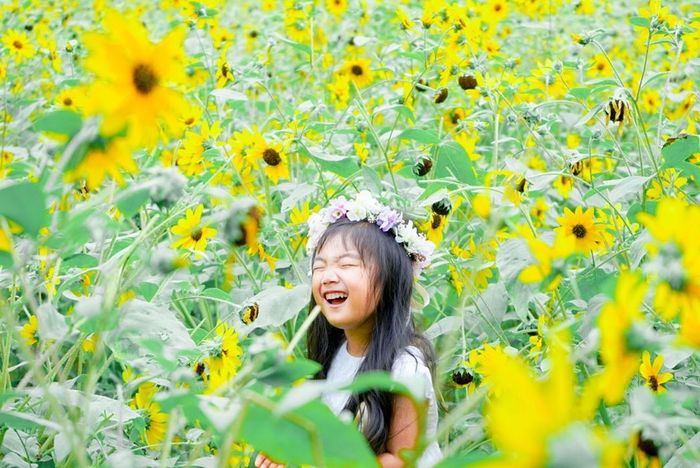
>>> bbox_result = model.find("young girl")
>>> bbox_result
[256,191,441,467]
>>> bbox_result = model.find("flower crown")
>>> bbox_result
[306,191,435,273]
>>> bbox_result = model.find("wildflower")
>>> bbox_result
[639,352,673,394]
[555,206,604,253]
[421,213,447,246]
[637,198,700,324]
[20,315,39,347]
[83,10,188,146]
[327,73,351,108]
[340,58,374,88]
[82,334,98,353]
[130,382,168,446]
[458,74,478,90]
[326,0,348,16]
[471,193,491,219]
[240,303,259,325]
[175,121,221,177]
[195,321,244,394]
[412,155,433,176]
[171,204,217,252]
[253,140,290,184]
[605,98,628,133]
[434,87,448,104]
[215,52,234,88]
[65,136,137,189]
[56,88,81,110]
[597,273,646,404]
[2,29,36,63]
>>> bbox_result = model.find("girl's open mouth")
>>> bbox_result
[324,292,348,305]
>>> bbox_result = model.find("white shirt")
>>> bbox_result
[321,341,442,467]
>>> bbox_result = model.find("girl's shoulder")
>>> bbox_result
[391,345,427,374]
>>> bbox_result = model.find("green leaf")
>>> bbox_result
[0,182,48,236]
[0,411,62,431]
[300,145,360,178]
[239,399,378,467]
[568,87,591,100]
[629,16,650,28]
[0,251,12,268]
[258,359,322,387]
[62,253,98,269]
[201,288,232,302]
[434,141,478,185]
[662,134,700,166]
[398,128,440,145]
[139,282,159,301]
[272,33,311,55]
[33,110,82,137]
[116,187,150,218]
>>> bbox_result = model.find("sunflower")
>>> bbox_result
[215,52,234,88]
[171,204,218,252]
[130,382,168,446]
[555,206,604,253]
[341,58,374,88]
[56,88,81,110]
[639,351,673,394]
[252,139,290,184]
[2,29,36,63]
[326,0,348,16]
[20,315,39,347]
[195,321,244,394]
[82,10,188,146]
[65,136,137,189]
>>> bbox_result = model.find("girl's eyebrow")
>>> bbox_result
[314,252,361,262]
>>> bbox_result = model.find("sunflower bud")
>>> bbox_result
[457,74,477,90]
[240,303,260,325]
[431,198,452,216]
[412,156,433,176]
[434,87,448,104]
[451,367,474,387]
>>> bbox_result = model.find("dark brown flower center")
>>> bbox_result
[191,229,203,241]
[648,375,658,392]
[572,224,586,238]
[637,433,659,458]
[184,117,195,126]
[63,97,73,106]
[262,148,281,166]
[132,63,159,95]
[431,213,442,229]
[13,40,23,50]
[351,64,364,76]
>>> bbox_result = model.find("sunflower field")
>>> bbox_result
[1,0,699,466]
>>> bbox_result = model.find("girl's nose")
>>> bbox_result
[320,268,340,284]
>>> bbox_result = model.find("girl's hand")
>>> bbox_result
[254,452,285,468]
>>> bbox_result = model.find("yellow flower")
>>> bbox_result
[82,334,98,353]
[553,175,574,198]
[555,206,605,253]
[130,382,168,447]
[597,273,646,404]
[252,139,290,184]
[472,192,491,219]
[327,73,351,108]
[2,30,36,63]
[65,136,137,189]
[215,52,234,88]
[56,88,82,110]
[340,58,374,88]
[637,198,700,322]
[326,0,348,16]
[83,10,188,146]
[639,352,673,394]
[518,225,574,284]
[421,213,447,246]
[171,205,217,252]
[20,315,39,347]
[194,321,244,394]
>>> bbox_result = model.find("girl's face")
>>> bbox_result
[311,234,376,334]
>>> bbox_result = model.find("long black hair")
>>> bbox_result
[306,218,437,454]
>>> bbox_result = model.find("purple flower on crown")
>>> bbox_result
[376,207,402,232]
[326,197,349,222]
